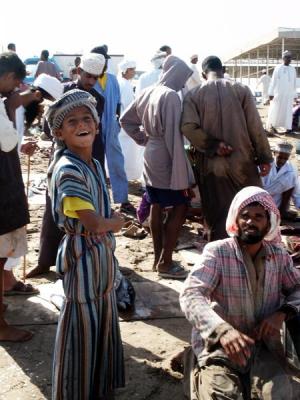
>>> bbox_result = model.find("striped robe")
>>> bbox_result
[50,150,124,400]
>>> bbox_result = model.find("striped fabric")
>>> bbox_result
[50,150,124,399]
[180,238,300,371]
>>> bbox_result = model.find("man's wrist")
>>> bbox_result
[278,305,297,321]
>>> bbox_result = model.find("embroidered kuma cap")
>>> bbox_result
[80,53,105,76]
[273,140,293,154]
[46,89,99,132]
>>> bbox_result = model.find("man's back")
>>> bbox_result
[182,78,271,185]
[35,60,59,79]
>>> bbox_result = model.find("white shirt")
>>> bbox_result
[0,98,18,152]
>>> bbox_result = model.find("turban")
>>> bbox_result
[46,88,99,132]
[46,89,99,187]
[273,140,293,154]
[226,186,280,242]
[282,50,292,58]
[79,53,105,76]
[33,73,63,100]
[151,51,167,68]
[119,60,136,73]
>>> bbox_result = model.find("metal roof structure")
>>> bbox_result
[223,27,300,81]
[225,27,300,61]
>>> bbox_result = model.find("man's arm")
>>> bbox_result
[181,92,232,157]
[242,86,273,166]
[120,101,147,146]
[254,251,300,341]
[268,66,278,100]
[180,244,230,340]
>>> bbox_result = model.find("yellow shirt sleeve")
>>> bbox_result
[63,197,95,218]
[98,74,107,90]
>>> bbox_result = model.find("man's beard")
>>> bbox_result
[238,228,265,244]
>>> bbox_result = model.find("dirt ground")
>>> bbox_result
[1,104,300,399]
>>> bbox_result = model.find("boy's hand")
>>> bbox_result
[110,212,125,233]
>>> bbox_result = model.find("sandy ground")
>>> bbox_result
[1,104,300,399]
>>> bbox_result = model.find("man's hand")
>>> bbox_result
[259,163,271,176]
[253,311,285,341]
[220,329,254,367]
[20,141,38,156]
[216,141,233,157]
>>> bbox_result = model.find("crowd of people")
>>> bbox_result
[1,42,300,400]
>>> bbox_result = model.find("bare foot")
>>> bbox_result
[0,325,33,342]
[26,265,50,278]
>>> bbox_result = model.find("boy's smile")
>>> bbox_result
[55,106,98,151]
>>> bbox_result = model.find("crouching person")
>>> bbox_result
[180,186,300,399]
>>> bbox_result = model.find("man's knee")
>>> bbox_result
[197,365,244,400]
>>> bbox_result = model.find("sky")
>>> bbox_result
[1,0,300,71]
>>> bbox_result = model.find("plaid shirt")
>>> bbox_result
[180,238,300,368]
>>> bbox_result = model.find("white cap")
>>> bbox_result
[282,50,292,58]
[190,54,198,61]
[119,60,136,73]
[34,73,63,100]
[79,53,105,76]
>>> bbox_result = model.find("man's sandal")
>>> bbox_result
[158,263,188,280]
[4,281,40,296]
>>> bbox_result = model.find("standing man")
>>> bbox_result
[0,52,33,341]
[135,51,167,96]
[64,53,105,167]
[181,55,273,241]
[118,59,144,181]
[267,50,297,134]
[185,54,201,91]
[180,186,300,399]
[120,56,194,278]
[91,45,135,213]
[69,56,81,81]
[256,69,271,105]
[35,49,61,80]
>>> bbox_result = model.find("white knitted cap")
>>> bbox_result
[80,53,105,76]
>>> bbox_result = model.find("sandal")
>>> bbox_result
[4,281,40,296]
[158,263,188,280]
[120,202,136,215]
[122,221,148,239]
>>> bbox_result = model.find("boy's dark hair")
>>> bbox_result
[0,52,26,80]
